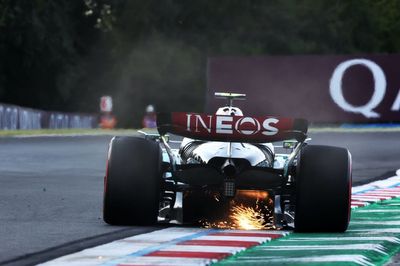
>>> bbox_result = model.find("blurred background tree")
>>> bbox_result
[1,0,400,127]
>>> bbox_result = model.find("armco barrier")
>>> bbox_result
[0,105,18,130]
[0,103,97,130]
[19,107,42,130]
[47,113,96,129]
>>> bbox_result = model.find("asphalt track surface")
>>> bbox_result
[0,131,399,265]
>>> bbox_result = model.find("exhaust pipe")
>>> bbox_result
[221,159,237,177]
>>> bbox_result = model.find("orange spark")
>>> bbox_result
[201,193,275,230]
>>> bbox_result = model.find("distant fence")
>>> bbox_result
[0,103,98,130]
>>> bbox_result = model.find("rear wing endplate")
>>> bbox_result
[157,112,308,143]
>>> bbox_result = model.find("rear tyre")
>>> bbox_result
[103,136,162,225]
[295,145,351,232]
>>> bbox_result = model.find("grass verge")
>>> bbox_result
[0,128,139,137]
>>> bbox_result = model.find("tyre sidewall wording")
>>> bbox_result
[295,145,352,232]
[103,136,162,225]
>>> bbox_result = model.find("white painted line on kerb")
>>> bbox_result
[352,170,400,194]
[196,235,270,243]
[159,245,244,253]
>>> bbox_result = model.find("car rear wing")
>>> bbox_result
[157,112,308,143]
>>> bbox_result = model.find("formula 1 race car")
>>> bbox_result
[103,92,352,232]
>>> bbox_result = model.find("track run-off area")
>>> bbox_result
[0,128,400,265]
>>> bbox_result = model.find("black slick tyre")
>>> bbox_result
[103,136,162,225]
[295,145,352,232]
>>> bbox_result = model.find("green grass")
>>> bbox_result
[309,127,400,133]
[0,125,399,137]
[0,128,139,137]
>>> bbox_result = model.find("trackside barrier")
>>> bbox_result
[19,107,42,130]
[0,105,18,130]
[47,113,96,129]
[0,103,97,130]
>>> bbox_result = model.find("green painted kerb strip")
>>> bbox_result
[214,197,400,266]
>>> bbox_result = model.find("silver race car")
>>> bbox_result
[103,92,352,232]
